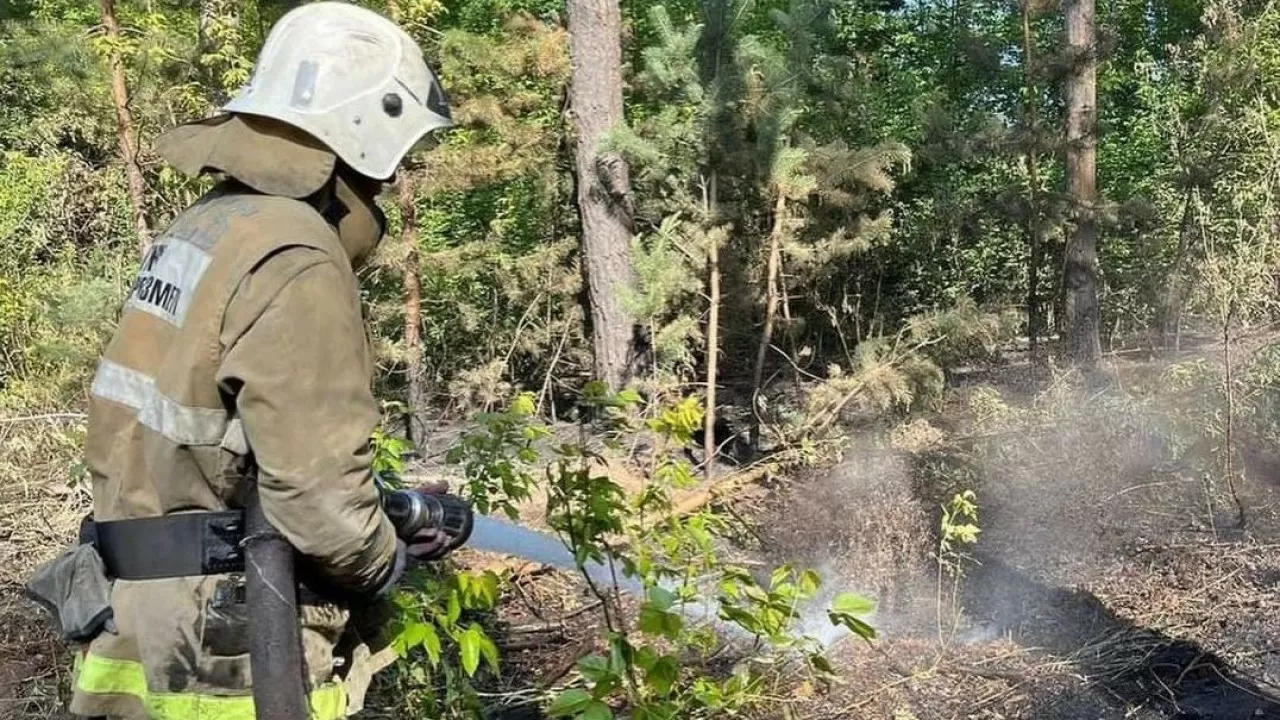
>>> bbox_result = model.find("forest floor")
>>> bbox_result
[723,347,1280,719]
[423,344,1280,720]
[759,429,1280,719]
[5,345,1280,720]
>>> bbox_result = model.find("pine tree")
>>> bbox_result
[567,0,638,391]
[1062,0,1102,366]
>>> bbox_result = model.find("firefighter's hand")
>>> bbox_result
[403,481,453,563]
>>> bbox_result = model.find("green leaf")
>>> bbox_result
[420,622,442,665]
[634,646,659,672]
[831,592,876,615]
[646,654,679,696]
[608,633,635,674]
[647,585,677,611]
[846,616,877,640]
[511,392,536,416]
[547,689,592,717]
[446,591,462,625]
[459,624,482,676]
[479,632,501,673]
[395,621,428,655]
[616,388,643,406]
[582,701,613,720]
[478,571,501,607]
[577,655,612,683]
[798,569,821,596]
[638,604,684,640]
[770,565,792,588]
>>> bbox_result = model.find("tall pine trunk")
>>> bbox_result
[704,174,721,480]
[751,193,786,450]
[1062,0,1101,367]
[399,175,429,444]
[1021,0,1046,363]
[566,0,636,390]
[99,0,150,252]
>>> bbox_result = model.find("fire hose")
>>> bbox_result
[246,484,474,720]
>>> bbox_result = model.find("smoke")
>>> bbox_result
[751,361,1276,651]
[473,361,1273,659]
[791,558,881,648]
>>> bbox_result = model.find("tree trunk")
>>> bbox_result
[704,173,721,481]
[1161,191,1196,350]
[99,0,150,252]
[566,0,636,390]
[399,175,429,445]
[1061,0,1101,367]
[1021,0,1045,364]
[751,193,786,450]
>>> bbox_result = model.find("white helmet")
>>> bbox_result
[223,1,452,180]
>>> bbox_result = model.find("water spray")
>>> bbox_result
[377,486,852,650]
[467,514,645,596]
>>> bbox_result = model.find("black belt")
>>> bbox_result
[94,511,246,580]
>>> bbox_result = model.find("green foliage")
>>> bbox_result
[828,591,877,642]
[907,296,1021,369]
[389,567,503,717]
[717,564,820,645]
[938,490,981,571]
[625,218,705,376]
[537,389,871,718]
[0,150,130,410]
[935,489,980,645]
[445,392,549,518]
[1240,343,1280,446]
[365,13,582,412]
[371,427,415,484]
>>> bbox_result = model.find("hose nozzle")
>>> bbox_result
[382,489,474,547]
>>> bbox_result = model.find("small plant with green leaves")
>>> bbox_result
[372,406,511,718]
[542,389,876,719]
[446,391,551,519]
[371,426,414,488]
[388,567,504,718]
[717,565,820,648]
[936,490,981,645]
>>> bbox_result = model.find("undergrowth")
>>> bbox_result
[375,387,878,719]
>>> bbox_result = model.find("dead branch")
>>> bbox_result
[0,413,87,425]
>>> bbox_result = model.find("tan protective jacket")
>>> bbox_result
[71,115,397,720]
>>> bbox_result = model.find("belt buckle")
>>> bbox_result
[202,511,246,574]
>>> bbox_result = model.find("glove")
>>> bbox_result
[401,482,455,563]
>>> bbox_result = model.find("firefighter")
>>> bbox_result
[41,4,456,717]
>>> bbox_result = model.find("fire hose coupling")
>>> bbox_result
[381,487,475,549]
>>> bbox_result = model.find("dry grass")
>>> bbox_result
[0,414,88,719]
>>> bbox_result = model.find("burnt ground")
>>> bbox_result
[386,353,1280,720]
[748,361,1280,719]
